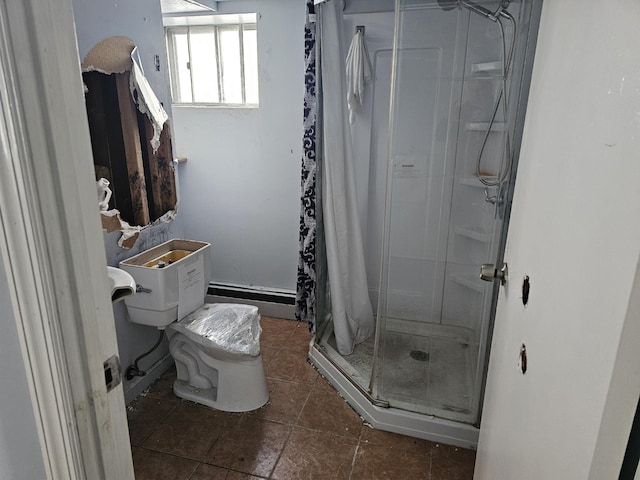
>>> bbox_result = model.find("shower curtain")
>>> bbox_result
[316,0,374,355]
[296,0,318,328]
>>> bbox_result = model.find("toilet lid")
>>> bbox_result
[170,303,262,356]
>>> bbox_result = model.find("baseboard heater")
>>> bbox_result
[206,283,296,320]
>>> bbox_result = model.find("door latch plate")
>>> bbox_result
[103,355,122,393]
[480,263,508,285]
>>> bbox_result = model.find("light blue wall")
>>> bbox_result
[71,0,305,400]
[0,257,47,480]
[72,0,181,401]
[172,0,305,292]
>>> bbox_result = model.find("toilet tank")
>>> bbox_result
[120,239,211,328]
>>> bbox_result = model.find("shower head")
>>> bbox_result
[437,0,512,22]
[492,0,513,20]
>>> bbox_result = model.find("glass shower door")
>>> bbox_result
[371,0,531,425]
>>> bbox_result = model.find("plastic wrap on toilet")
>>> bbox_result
[174,303,262,356]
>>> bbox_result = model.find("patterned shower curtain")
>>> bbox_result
[295,0,317,328]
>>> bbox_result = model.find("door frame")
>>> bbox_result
[474,1,640,477]
[0,0,133,478]
[476,0,544,424]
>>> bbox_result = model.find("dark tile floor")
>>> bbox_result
[128,316,476,479]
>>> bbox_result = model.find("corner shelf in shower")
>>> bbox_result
[470,61,502,75]
[454,226,490,243]
[465,122,508,132]
[459,176,499,188]
[450,274,485,293]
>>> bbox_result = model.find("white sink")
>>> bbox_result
[107,266,136,303]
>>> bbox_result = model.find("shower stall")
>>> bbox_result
[309,0,542,447]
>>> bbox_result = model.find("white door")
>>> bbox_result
[474,1,640,479]
[0,0,133,478]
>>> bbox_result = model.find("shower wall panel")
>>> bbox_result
[343,10,462,324]
[341,13,391,313]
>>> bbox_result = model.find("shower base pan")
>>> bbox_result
[308,342,480,449]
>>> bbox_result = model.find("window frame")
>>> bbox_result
[166,22,258,107]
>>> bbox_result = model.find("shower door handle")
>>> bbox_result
[480,263,508,286]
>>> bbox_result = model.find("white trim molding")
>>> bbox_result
[0,1,134,478]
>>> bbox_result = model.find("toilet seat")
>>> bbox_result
[167,303,262,360]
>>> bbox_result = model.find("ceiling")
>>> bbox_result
[160,0,220,14]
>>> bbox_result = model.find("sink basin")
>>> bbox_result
[107,266,136,303]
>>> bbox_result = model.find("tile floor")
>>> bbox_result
[127,316,476,479]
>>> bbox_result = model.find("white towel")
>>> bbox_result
[345,30,373,124]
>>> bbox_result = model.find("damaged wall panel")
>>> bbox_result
[142,124,177,220]
[81,36,177,237]
[115,71,150,226]
[84,72,134,221]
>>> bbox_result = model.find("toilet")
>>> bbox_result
[119,239,269,412]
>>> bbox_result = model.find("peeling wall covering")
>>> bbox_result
[72,0,183,402]
[130,58,168,152]
[101,208,176,249]
[82,35,169,153]
[101,210,140,249]
[83,35,175,241]
[72,0,172,117]
[81,35,135,74]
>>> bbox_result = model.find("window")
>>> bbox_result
[165,18,258,106]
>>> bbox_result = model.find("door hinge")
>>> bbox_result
[103,355,122,393]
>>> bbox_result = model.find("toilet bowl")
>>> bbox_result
[120,239,269,412]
